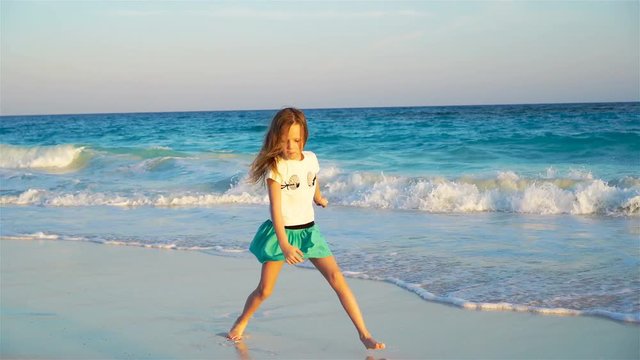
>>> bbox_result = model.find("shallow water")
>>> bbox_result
[2,204,638,323]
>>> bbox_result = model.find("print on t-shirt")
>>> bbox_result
[307,172,316,187]
[281,174,301,190]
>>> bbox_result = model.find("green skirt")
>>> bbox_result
[249,220,333,263]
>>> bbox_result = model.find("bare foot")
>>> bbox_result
[227,319,248,342]
[360,336,385,350]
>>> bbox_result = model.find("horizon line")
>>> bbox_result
[1,100,638,118]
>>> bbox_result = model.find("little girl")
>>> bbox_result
[227,108,385,350]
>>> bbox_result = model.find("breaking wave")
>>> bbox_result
[1,168,638,216]
[0,144,87,171]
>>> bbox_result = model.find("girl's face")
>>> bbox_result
[280,123,303,161]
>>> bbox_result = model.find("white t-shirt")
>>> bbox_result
[267,151,320,226]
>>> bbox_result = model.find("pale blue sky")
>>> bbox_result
[1,0,638,115]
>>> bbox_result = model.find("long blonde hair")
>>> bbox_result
[248,107,309,184]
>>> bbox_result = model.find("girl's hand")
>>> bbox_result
[283,245,304,264]
[315,197,328,208]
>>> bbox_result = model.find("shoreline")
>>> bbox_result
[5,232,639,326]
[2,239,639,359]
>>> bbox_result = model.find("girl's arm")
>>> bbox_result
[267,178,304,264]
[314,179,328,208]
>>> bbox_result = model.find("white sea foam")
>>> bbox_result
[385,278,640,324]
[101,240,217,252]
[0,189,45,205]
[2,169,638,216]
[1,232,60,241]
[0,232,218,252]
[213,246,247,253]
[0,232,244,255]
[0,144,85,170]
[320,170,639,216]
[154,193,267,207]
[567,168,594,180]
[0,189,268,207]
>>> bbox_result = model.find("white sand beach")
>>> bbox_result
[2,239,638,359]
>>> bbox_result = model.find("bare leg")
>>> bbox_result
[227,260,284,341]
[310,256,385,350]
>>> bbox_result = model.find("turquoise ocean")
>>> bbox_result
[1,102,639,323]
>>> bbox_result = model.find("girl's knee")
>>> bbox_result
[255,285,273,300]
[327,270,346,289]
